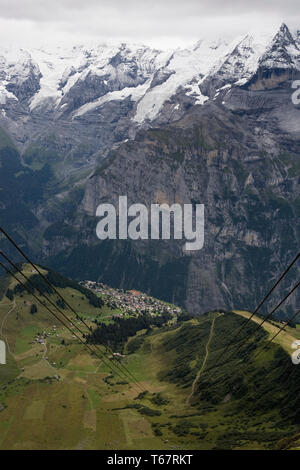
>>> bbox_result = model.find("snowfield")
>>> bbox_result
[0,23,299,126]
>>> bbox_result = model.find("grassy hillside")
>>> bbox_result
[0,267,299,449]
[233,309,300,354]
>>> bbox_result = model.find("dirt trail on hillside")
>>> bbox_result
[186,314,220,405]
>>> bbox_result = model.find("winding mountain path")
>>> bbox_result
[186,313,220,405]
[41,339,61,374]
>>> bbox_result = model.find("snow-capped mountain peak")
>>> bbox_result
[0,22,299,164]
[1,23,298,119]
[258,23,300,70]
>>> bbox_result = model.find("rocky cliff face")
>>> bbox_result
[73,97,299,316]
[45,81,300,316]
[0,24,299,317]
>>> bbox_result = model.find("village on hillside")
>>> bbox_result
[80,280,182,318]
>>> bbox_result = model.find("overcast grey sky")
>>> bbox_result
[0,0,299,49]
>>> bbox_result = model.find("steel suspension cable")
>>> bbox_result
[214,251,300,364]
[0,258,145,393]
[0,226,145,391]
